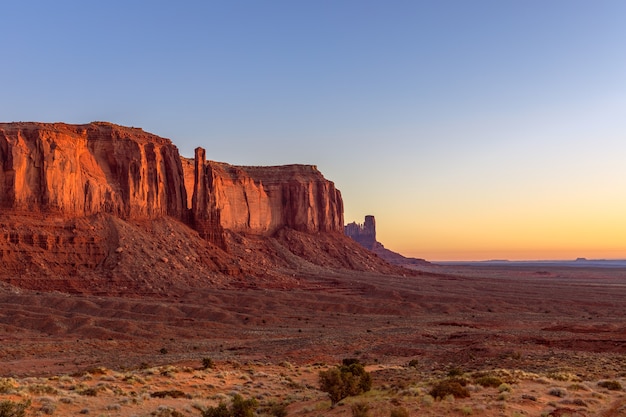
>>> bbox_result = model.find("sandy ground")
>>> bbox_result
[1,264,626,415]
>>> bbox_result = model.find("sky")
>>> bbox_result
[1,1,625,261]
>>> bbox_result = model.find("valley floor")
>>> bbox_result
[1,264,626,415]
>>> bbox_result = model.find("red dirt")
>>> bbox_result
[1,262,625,380]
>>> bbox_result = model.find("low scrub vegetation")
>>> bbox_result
[429,378,470,400]
[475,375,503,388]
[202,394,258,417]
[0,400,31,417]
[598,380,622,391]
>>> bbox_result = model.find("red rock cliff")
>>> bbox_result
[0,122,344,245]
[0,122,187,219]
[183,149,344,238]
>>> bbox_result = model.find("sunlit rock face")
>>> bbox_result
[0,122,345,248]
[0,122,187,219]
[186,153,344,237]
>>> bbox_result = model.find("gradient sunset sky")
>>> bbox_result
[2,1,625,261]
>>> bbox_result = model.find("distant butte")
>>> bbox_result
[0,122,413,294]
[345,215,429,268]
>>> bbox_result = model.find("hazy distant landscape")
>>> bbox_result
[438,259,626,268]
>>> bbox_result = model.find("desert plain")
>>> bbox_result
[1,263,625,416]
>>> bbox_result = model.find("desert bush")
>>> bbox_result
[475,375,503,388]
[151,406,185,417]
[0,400,31,417]
[151,390,187,398]
[26,384,57,395]
[0,378,17,394]
[390,407,409,417]
[548,387,567,397]
[407,359,419,369]
[202,394,258,417]
[260,402,288,417]
[447,367,464,377]
[202,357,215,369]
[429,379,470,400]
[38,398,56,415]
[498,383,512,393]
[319,360,372,405]
[78,387,99,396]
[351,401,370,417]
[598,380,622,391]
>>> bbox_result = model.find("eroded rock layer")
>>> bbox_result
[184,153,344,237]
[0,122,187,219]
[0,122,344,244]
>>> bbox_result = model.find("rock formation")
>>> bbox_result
[346,215,429,268]
[0,121,396,293]
[345,215,377,250]
[0,122,343,246]
[183,156,344,238]
[0,122,187,219]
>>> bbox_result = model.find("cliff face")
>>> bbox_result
[0,122,187,219]
[184,155,344,236]
[0,122,343,243]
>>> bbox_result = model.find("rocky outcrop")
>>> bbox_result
[345,215,377,250]
[346,215,430,267]
[0,122,187,219]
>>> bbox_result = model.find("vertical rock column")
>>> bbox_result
[191,147,225,248]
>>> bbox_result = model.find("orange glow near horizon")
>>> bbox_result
[366,189,626,262]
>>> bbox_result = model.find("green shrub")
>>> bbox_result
[598,380,622,391]
[429,379,470,400]
[319,361,372,405]
[202,394,258,417]
[0,400,31,417]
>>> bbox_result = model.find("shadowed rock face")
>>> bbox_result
[0,122,344,244]
[345,215,377,249]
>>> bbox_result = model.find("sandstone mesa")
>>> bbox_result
[0,122,403,293]
[0,122,343,242]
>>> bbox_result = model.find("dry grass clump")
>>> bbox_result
[0,379,17,394]
[597,380,622,391]
[350,401,370,417]
[0,399,31,417]
[474,375,503,388]
[389,406,410,417]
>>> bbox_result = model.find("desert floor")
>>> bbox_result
[1,264,625,416]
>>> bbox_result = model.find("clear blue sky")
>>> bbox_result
[2,1,625,260]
